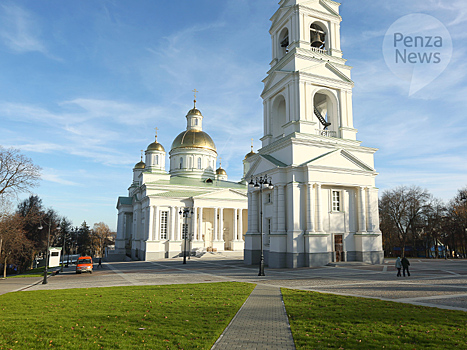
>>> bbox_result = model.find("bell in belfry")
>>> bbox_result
[310,24,326,49]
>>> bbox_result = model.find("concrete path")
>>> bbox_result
[212,284,295,350]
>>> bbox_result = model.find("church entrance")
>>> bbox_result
[334,235,343,262]
[203,222,213,250]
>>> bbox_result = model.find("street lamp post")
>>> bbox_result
[39,221,52,285]
[249,174,274,276]
[60,223,66,272]
[179,207,194,264]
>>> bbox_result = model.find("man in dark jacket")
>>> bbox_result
[401,256,410,277]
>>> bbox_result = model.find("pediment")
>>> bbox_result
[245,155,288,180]
[301,62,352,83]
[302,149,375,172]
[274,0,340,26]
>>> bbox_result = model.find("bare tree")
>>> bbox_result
[0,213,32,278]
[92,222,111,258]
[379,186,432,257]
[0,146,41,199]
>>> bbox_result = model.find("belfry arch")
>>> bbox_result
[313,89,339,135]
[278,27,289,59]
[310,22,327,51]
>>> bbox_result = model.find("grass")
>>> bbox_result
[0,282,254,350]
[5,266,57,278]
[282,288,467,349]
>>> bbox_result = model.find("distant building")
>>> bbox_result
[243,0,384,268]
[112,103,248,261]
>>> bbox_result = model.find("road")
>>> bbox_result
[3,255,467,311]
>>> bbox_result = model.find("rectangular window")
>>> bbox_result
[160,211,168,239]
[332,191,341,212]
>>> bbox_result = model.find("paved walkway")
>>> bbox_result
[212,284,295,350]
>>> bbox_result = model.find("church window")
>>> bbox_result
[195,119,198,126]
[155,155,159,165]
[198,157,202,169]
[160,211,168,239]
[332,191,341,212]
[310,23,326,50]
[180,157,184,169]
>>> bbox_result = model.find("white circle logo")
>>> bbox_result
[382,14,453,96]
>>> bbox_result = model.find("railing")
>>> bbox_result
[311,46,327,54]
[316,129,337,138]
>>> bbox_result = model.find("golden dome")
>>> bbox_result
[216,167,227,175]
[134,161,146,170]
[244,150,255,160]
[171,130,217,152]
[147,141,165,152]
[187,107,202,116]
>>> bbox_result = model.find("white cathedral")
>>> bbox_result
[113,102,248,261]
[113,0,383,267]
[243,0,383,268]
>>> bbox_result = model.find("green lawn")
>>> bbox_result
[6,266,56,278]
[0,282,254,350]
[282,288,467,349]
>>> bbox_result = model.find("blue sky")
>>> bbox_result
[1,0,466,230]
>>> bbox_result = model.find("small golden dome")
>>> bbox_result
[147,141,165,152]
[134,161,146,170]
[244,150,255,160]
[216,167,227,175]
[187,108,202,116]
[171,130,217,152]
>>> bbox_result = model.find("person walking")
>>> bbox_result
[395,256,402,277]
[401,256,410,277]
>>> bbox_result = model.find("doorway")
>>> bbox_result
[334,235,343,262]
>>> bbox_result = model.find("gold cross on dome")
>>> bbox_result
[155,127,159,140]
[140,150,144,161]
[192,89,199,99]
[251,138,254,151]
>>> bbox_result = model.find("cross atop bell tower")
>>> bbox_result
[261,0,358,157]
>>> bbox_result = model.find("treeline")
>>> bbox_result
[0,145,114,277]
[0,195,115,277]
[380,185,467,258]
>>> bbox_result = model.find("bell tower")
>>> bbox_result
[244,0,383,269]
[262,0,358,156]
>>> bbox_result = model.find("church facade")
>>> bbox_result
[243,0,384,268]
[112,103,248,261]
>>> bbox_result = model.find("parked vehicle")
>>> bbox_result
[76,256,93,274]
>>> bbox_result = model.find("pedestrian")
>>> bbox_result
[401,256,410,277]
[395,256,402,277]
[98,258,102,268]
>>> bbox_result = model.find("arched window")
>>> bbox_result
[180,157,184,169]
[198,157,202,169]
[271,95,287,139]
[155,155,159,165]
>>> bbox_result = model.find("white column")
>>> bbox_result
[214,208,219,241]
[175,206,180,240]
[277,185,286,233]
[366,189,373,233]
[306,183,315,233]
[169,206,175,240]
[192,207,198,241]
[358,187,367,233]
[273,186,279,233]
[233,208,238,241]
[198,207,203,241]
[238,209,243,241]
[153,206,159,241]
[219,208,224,241]
[316,183,323,232]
